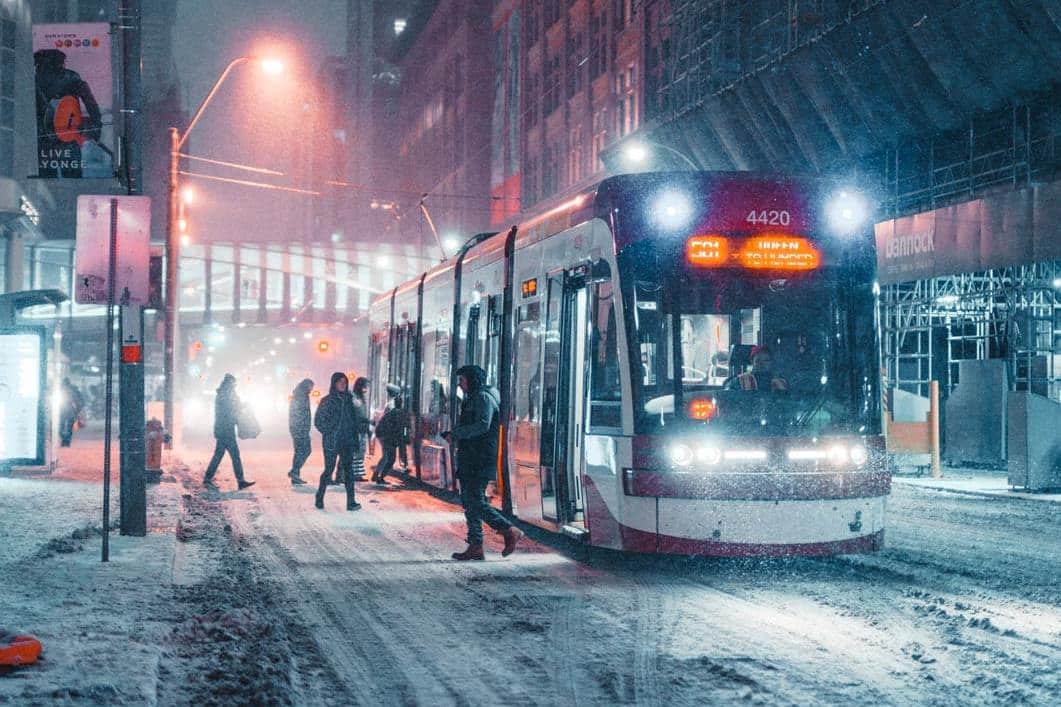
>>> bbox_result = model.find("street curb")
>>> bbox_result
[892,477,1061,503]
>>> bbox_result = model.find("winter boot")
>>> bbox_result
[347,502,362,511]
[451,544,485,561]
[501,527,524,557]
[314,492,324,509]
[203,479,219,491]
[238,480,256,490]
[289,472,307,486]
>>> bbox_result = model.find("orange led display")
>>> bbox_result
[521,278,538,298]
[737,235,821,271]
[688,397,718,420]
[686,234,821,271]
[686,235,728,266]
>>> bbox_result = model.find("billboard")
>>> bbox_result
[0,328,46,466]
[75,196,151,305]
[875,180,1061,285]
[32,23,114,179]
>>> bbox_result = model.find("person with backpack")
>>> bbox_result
[58,378,85,447]
[373,393,406,484]
[313,372,362,511]
[444,365,522,560]
[287,379,314,486]
[203,374,256,491]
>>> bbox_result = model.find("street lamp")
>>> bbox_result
[164,55,284,446]
[622,139,700,170]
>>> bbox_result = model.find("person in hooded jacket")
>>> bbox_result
[444,365,522,560]
[287,379,314,486]
[204,374,255,491]
[313,372,363,511]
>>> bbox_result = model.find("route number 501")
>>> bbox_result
[746,210,791,226]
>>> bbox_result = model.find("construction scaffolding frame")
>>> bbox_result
[881,261,1061,401]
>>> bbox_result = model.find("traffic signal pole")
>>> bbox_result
[118,0,146,537]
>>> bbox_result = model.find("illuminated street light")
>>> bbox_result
[181,186,195,205]
[260,58,285,76]
[165,53,291,445]
[443,233,461,252]
[621,139,698,170]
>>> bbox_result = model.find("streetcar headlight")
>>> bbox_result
[650,189,695,231]
[825,188,869,235]
[668,443,694,467]
[828,444,848,465]
[696,445,722,466]
[849,444,868,466]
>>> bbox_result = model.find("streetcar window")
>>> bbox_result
[589,280,621,429]
[419,327,450,436]
[514,302,542,423]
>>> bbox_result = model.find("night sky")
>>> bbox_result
[171,0,346,244]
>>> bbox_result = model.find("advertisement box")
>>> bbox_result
[32,23,114,179]
[75,196,151,305]
[0,328,45,465]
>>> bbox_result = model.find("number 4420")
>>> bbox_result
[746,210,791,226]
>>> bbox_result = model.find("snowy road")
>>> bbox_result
[195,441,1061,706]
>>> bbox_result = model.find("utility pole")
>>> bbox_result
[118,0,146,537]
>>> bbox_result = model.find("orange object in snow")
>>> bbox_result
[0,632,42,666]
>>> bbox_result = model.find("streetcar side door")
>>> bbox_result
[538,269,588,525]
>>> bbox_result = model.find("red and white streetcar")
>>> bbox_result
[369,172,890,556]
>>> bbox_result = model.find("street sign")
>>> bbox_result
[75,196,151,305]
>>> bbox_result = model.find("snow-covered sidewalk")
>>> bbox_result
[893,466,1061,503]
[0,439,182,703]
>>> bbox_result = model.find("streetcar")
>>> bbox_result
[369,172,889,556]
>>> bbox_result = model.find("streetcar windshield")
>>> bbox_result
[628,263,880,436]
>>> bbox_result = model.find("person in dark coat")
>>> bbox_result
[204,374,255,491]
[287,379,314,485]
[445,365,522,561]
[313,372,362,511]
[58,378,84,447]
[383,383,410,471]
[372,394,405,484]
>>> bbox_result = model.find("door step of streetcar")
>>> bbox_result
[561,524,589,542]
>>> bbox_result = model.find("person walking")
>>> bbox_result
[58,378,84,447]
[372,394,405,484]
[203,374,255,491]
[445,365,522,561]
[287,378,314,486]
[313,372,362,511]
[350,376,372,482]
[383,384,410,471]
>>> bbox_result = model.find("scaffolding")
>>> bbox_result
[659,0,883,118]
[881,261,1061,401]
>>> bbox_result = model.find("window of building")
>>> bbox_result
[525,73,540,128]
[567,124,584,185]
[543,0,562,30]
[543,52,561,116]
[543,143,560,197]
[566,31,584,97]
[613,0,632,29]
[591,109,608,172]
[589,13,608,80]
[526,4,540,46]
[0,15,15,177]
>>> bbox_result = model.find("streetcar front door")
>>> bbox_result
[538,271,587,525]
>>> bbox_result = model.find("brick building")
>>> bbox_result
[391,0,493,248]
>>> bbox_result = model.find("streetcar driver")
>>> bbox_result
[725,345,789,392]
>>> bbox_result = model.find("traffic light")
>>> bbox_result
[317,339,330,354]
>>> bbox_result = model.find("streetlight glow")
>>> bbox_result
[624,142,649,164]
[181,186,195,205]
[259,58,285,76]
[443,234,461,252]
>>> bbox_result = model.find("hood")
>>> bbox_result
[483,386,500,407]
[455,364,488,393]
[218,374,236,393]
[293,378,314,396]
[329,372,349,394]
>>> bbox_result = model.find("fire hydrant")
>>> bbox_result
[145,418,166,473]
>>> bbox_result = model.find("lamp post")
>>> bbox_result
[622,139,700,170]
[164,56,283,446]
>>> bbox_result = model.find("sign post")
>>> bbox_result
[75,195,150,560]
